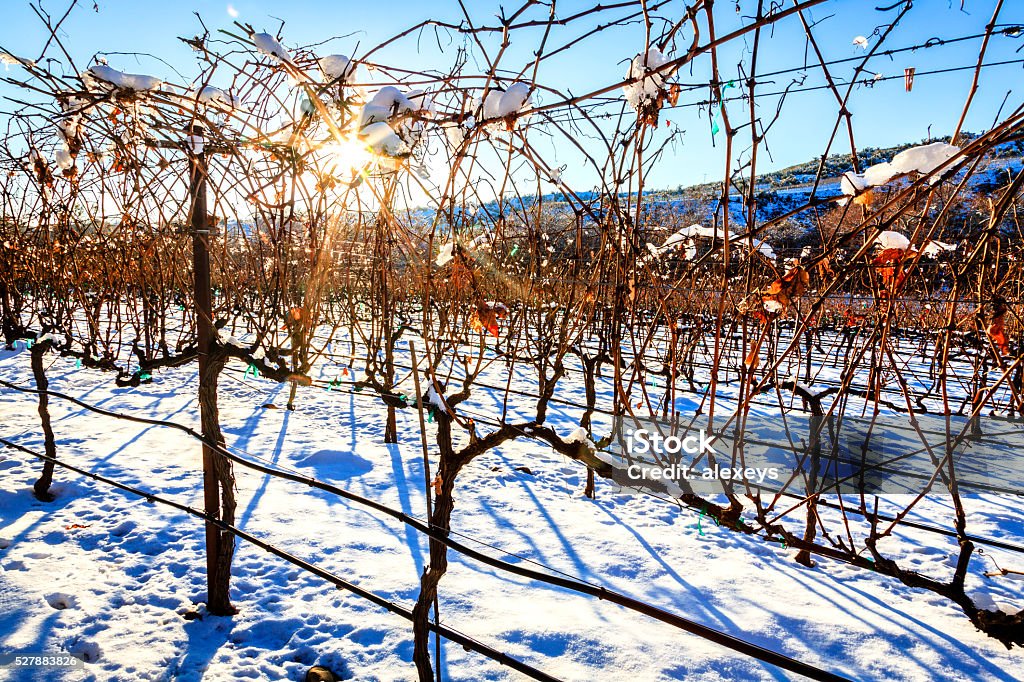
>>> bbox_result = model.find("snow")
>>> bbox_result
[500,83,532,116]
[54,147,74,171]
[194,85,242,110]
[1,52,35,68]
[357,86,416,130]
[840,171,869,197]
[890,142,961,177]
[425,382,447,413]
[83,65,162,92]
[2,336,1023,680]
[253,32,292,63]
[688,224,731,240]
[485,301,509,316]
[359,122,409,157]
[56,113,82,145]
[649,224,769,260]
[663,224,704,250]
[841,143,963,201]
[656,224,714,252]
[744,237,776,259]
[862,161,897,186]
[442,121,469,147]
[871,230,911,251]
[477,83,532,132]
[318,54,357,84]
[468,233,491,251]
[481,82,532,120]
[435,241,455,267]
[565,427,596,451]
[623,47,672,111]
[1,330,1023,681]
[481,90,504,120]
[406,90,436,116]
[920,240,957,258]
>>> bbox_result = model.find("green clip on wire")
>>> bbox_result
[710,82,734,137]
[245,364,261,379]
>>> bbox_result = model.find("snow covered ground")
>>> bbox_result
[1,343,1022,681]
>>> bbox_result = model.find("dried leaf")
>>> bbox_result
[667,83,681,106]
[873,248,911,293]
[987,295,1010,355]
[759,264,809,317]
[449,261,473,292]
[988,319,1009,355]
[853,188,875,206]
[469,301,506,337]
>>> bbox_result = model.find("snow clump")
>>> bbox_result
[318,54,357,84]
[253,33,292,63]
[83,65,162,92]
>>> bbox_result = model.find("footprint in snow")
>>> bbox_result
[67,639,101,663]
[110,520,135,537]
[45,592,77,610]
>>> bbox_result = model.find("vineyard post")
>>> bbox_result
[188,124,231,614]
[408,340,441,682]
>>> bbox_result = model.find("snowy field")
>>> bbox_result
[1,339,1023,681]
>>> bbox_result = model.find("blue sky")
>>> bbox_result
[3,0,1022,192]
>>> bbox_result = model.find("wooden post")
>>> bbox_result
[408,341,441,682]
[189,125,231,614]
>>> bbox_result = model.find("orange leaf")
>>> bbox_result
[873,248,911,294]
[759,264,808,318]
[469,302,505,337]
[853,188,875,206]
[988,320,1009,355]
[987,296,1010,355]
[667,83,681,106]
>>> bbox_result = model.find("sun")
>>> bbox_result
[302,137,373,195]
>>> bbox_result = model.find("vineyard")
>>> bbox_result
[1,0,1023,680]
